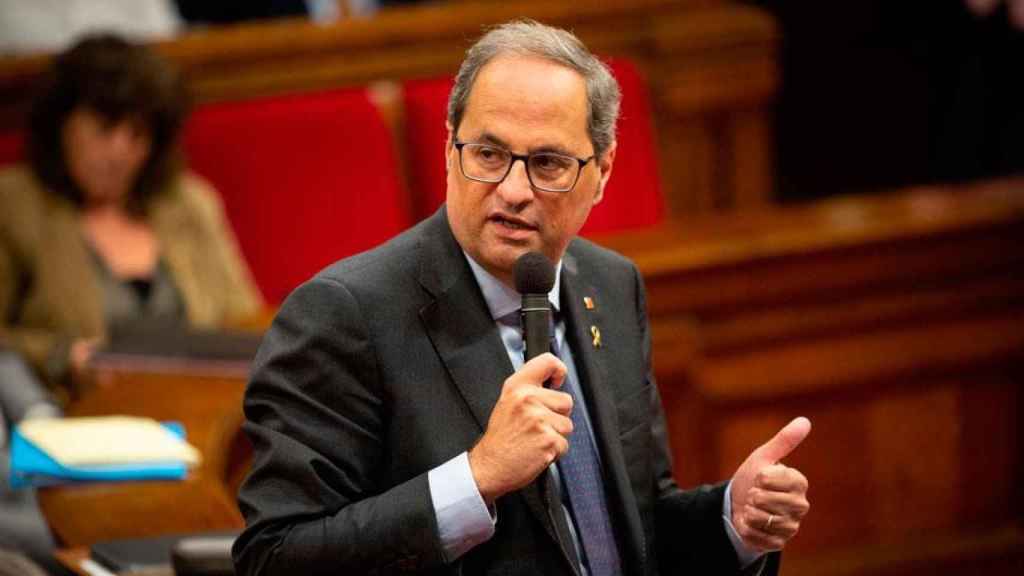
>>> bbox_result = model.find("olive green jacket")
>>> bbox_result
[0,165,262,399]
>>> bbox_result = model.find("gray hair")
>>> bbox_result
[447,20,621,158]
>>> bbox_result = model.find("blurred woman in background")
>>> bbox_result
[0,34,262,405]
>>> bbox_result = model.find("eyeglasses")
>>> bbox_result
[453,141,595,193]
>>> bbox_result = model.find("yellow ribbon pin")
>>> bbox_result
[590,325,602,348]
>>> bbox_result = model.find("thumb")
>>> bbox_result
[517,353,567,389]
[754,416,811,464]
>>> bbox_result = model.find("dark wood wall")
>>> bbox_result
[600,179,1024,575]
[755,0,1024,202]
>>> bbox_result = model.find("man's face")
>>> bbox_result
[445,55,615,286]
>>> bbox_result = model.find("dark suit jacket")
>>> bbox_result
[233,208,779,575]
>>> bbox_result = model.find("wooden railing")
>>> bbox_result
[39,370,248,547]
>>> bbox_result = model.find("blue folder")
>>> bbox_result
[8,421,189,489]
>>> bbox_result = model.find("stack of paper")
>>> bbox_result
[9,416,201,489]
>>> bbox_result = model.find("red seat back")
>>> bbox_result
[401,76,454,219]
[400,58,664,235]
[183,88,411,304]
[0,132,23,168]
[580,58,665,236]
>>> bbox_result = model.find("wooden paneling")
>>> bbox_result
[598,178,1024,575]
[38,371,248,547]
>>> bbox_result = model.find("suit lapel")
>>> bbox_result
[416,210,511,432]
[415,210,580,572]
[561,249,647,575]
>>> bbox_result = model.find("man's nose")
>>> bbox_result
[495,157,534,207]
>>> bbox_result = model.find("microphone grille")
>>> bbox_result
[514,251,555,294]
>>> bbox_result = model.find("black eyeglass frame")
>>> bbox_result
[453,140,596,194]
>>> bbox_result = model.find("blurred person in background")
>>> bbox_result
[966,0,1024,28]
[0,34,262,406]
[0,349,60,573]
[0,0,182,55]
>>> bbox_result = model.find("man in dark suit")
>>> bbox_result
[233,20,810,576]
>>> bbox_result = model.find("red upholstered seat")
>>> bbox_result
[183,88,411,304]
[580,58,665,236]
[402,76,454,219]
[0,132,23,168]
[401,58,665,235]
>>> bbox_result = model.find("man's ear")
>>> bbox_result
[593,140,617,206]
[445,122,454,171]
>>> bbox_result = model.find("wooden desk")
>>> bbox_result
[55,548,96,576]
[39,371,249,548]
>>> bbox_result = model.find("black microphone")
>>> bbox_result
[514,252,556,362]
[513,252,561,511]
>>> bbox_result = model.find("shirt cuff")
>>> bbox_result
[723,481,763,568]
[428,452,497,562]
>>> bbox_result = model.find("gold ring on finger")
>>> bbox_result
[765,514,775,531]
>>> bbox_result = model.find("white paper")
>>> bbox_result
[19,416,201,467]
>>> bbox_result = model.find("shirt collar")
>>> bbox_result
[463,252,562,321]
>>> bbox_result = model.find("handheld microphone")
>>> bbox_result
[514,252,556,362]
[513,252,561,509]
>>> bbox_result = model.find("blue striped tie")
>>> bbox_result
[549,318,622,576]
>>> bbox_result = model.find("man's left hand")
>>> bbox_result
[730,417,811,552]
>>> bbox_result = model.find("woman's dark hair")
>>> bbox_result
[27,34,189,213]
